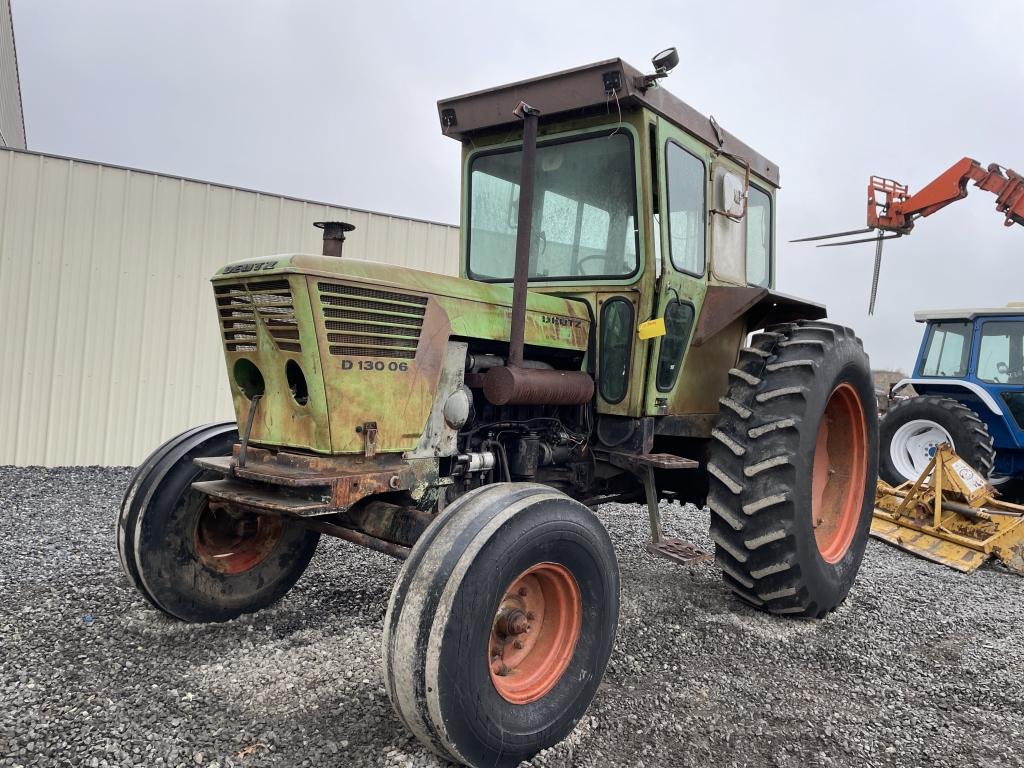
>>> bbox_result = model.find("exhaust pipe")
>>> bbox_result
[507,102,539,368]
[480,102,595,407]
[314,221,355,258]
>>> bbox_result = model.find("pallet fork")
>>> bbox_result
[872,444,1024,574]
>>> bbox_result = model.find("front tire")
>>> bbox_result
[879,395,995,485]
[382,483,619,768]
[707,321,878,618]
[118,424,320,622]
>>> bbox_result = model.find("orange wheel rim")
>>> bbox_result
[488,563,582,705]
[811,383,868,563]
[194,501,283,575]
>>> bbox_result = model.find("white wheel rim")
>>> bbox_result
[889,419,954,482]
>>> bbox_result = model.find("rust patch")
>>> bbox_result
[193,446,438,514]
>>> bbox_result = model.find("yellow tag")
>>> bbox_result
[637,318,667,339]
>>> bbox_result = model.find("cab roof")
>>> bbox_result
[436,57,780,188]
[914,303,1024,322]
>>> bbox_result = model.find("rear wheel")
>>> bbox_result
[382,483,618,768]
[707,321,878,618]
[879,396,995,485]
[118,424,320,622]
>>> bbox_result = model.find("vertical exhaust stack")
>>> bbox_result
[314,221,355,257]
[506,102,540,369]
[481,103,595,407]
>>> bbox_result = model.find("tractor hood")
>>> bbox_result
[211,254,591,455]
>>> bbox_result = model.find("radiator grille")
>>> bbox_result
[318,282,426,359]
[215,279,302,353]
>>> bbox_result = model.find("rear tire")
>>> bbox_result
[879,396,995,485]
[118,424,320,622]
[382,483,619,768]
[706,321,878,618]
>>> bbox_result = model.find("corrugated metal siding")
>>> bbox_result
[0,148,460,465]
[0,0,25,149]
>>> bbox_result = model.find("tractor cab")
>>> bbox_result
[438,56,823,430]
[883,305,1024,483]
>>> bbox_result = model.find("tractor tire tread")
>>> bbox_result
[706,320,875,619]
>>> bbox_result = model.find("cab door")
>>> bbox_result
[974,317,1024,455]
[643,117,711,415]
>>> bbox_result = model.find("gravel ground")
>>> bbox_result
[3,466,1024,768]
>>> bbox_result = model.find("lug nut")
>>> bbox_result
[518,586,528,597]
[513,640,524,650]
[526,611,536,621]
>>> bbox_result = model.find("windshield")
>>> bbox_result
[467,131,639,281]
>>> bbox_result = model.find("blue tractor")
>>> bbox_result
[880,305,1024,489]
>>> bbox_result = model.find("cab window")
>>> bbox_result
[599,298,635,404]
[467,130,639,281]
[977,320,1024,384]
[746,185,771,287]
[656,301,695,391]
[665,141,706,276]
[921,321,972,377]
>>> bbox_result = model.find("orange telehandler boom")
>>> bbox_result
[869,158,1024,233]
[794,157,1024,313]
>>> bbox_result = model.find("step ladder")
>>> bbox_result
[609,452,712,566]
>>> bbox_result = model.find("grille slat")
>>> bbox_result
[319,282,425,359]
[319,282,429,306]
[324,320,420,338]
[326,334,419,349]
[329,346,416,359]
[216,278,301,354]
[322,306,425,326]
[319,294,427,318]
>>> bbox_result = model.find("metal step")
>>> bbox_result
[608,451,699,473]
[632,453,699,470]
[647,537,712,565]
[192,479,331,516]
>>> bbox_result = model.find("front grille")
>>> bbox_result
[215,279,302,353]
[318,282,426,359]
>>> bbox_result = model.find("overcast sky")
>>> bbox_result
[14,0,1024,370]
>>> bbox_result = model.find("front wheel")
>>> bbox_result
[117,424,320,622]
[707,321,878,618]
[382,483,619,768]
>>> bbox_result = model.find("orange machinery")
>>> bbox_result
[795,158,1024,313]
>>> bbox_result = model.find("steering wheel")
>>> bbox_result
[576,254,606,276]
[997,362,1009,375]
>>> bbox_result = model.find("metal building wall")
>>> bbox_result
[0,0,25,148]
[0,148,460,466]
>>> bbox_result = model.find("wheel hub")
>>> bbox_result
[193,501,284,575]
[488,563,582,705]
[889,419,954,481]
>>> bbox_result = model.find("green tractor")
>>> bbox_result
[118,51,878,767]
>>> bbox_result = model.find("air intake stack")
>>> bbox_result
[314,221,355,258]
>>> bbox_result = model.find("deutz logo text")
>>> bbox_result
[541,315,581,328]
[223,260,278,274]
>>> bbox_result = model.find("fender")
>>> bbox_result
[892,378,1002,416]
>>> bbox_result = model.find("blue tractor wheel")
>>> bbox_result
[879,395,996,485]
